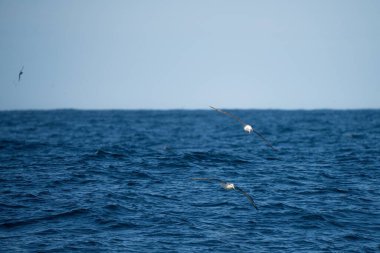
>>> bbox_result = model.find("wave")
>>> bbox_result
[0,138,47,151]
[191,201,231,208]
[181,151,250,164]
[0,202,28,209]
[0,208,89,229]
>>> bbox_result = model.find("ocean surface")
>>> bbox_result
[0,109,379,252]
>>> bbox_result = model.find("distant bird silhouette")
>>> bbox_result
[18,66,24,82]
[192,178,258,210]
[209,105,277,151]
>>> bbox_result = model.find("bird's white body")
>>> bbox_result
[244,124,253,133]
[222,183,235,190]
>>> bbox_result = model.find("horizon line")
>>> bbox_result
[1,107,380,112]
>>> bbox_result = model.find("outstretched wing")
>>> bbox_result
[209,106,246,127]
[192,178,227,185]
[234,186,258,210]
[252,129,278,151]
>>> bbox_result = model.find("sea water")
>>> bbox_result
[0,110,379,252]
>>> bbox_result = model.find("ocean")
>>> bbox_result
[0,109,379,252]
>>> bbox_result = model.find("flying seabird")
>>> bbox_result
[18,66,24,82]
[209,105,277,151]
[192,178,258,210]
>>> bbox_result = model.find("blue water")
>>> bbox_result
[0,110,379,252]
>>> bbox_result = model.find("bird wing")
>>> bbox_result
[252,129,278,151]
[192,178,227,185]
[234,186,258,210]
[18,66,24,81]
[209,106,246,127]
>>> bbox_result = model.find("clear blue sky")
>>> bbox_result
[1,0,379,110]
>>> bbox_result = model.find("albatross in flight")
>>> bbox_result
[192,178,258,210]
[210,105,277,151]
[18,66,24,82]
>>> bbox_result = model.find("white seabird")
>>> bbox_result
[192,178,258,210]
[209,105,277,151]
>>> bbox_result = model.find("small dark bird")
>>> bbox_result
[192,178,258,210]
[210,106,277,151]
[18,66,24,82]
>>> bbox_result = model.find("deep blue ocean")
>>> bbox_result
[0,110,379,252]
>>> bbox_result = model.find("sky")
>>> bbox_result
[0,0,379,110]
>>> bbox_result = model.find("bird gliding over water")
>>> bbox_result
[192,178,258,210]
[209,106,277,151]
